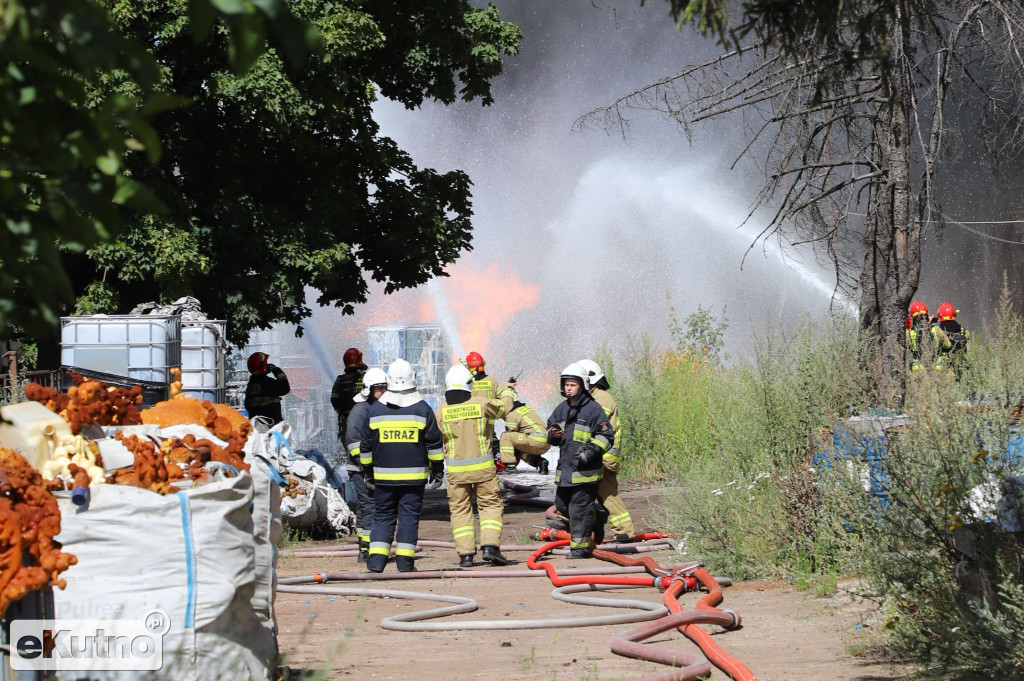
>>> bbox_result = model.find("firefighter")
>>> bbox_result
[499,398,551,474]
[934,302,970,376]
[360,359,445,573]
[331,347,368,440]
[464,351,499,399]
[436,365,516,567]
[906,300,931,371]
[244,352,290,423]
[345,366,387,563]
[579,359,635,542]
[546,363,614,559]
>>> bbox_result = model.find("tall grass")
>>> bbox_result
[611,283,1024,677]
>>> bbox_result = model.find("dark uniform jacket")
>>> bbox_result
[546,391,613,487]
[360,399,445,486]
[331,365,366,422]
[345,399,373,472]
[244,367,290,422]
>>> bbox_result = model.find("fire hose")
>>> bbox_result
[280,532,757,680]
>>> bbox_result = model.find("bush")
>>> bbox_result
[606,295,1024,677]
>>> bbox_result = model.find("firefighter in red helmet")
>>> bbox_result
[244,352,291,423]
[906,301,931,371]
[332,347,368,440]
[934,302,970,376]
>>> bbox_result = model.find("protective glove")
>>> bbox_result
[425,463,445,490]
[575,443,601,467]
[547,424,564,445]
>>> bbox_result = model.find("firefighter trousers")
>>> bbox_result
[349,469,375,542]
[499,431,550,466]
[368,484,424,572]
[598,466,634,537]
[555,483,598,550]
[448,476,504,555]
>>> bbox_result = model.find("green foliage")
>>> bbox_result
[668,299,728,366]
[612,301,1024,677]
[75,0,521,344]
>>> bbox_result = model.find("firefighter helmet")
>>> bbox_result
[247,352,269,375]
[577,359,604,386]
[386,359,416,391]
[465,351,485,372]
[444,365,474,392]
[937,302,956,321]
[343,347,363,367]
[362,367,387,390]
[559,362,590,397]
[909,300,928,318]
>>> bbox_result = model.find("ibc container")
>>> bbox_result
[181,320,226,403]
[60,315,181,384]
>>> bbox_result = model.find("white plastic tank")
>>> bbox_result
[60,315,181,383]
[181,320,226,402]
[0,401,71,471]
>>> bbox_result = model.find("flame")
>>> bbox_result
[440,262,541,356]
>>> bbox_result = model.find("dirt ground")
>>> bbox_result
[276,476,916,681]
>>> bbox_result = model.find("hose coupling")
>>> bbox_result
[721,608,742,630]
[313,572,328,584]
[654,574,698,593]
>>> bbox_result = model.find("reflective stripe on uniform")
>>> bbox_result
[446,455,495,473]
[453,525,475,539]
[374,466,429,481]
[368,542,391,556]
[480,519,503,533]
[395,542,416,557]
[609,512,631,526]
[427,447,445,461]
[569,539,590,549]
[603,450,621,463]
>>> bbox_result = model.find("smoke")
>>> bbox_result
[304,0,1022,409]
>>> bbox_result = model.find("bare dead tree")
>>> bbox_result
[577,1,1024,406]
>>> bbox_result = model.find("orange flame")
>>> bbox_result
[439,262,541,356]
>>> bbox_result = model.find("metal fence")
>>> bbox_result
[0,370,62,406]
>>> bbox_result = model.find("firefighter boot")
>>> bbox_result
[459,554,475,568]
[592,504,609,545]
[481,545,512,566]
[357,538,370,564]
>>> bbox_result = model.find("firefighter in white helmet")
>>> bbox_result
[436,365,517,567]
[579,358,634,542]
[546,362,614,559]
[360,359,445,573]
[345,366,387,563]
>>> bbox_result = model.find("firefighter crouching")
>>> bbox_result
[436,365,517,567]
[546,363,614,559]
[360,359,445,573]
[499,399,551,474]
[344,366,387,563]
[579,359,635,542]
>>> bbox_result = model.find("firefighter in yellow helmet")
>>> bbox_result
[436,365,516,567]
[579,359,634,542]
[499,397,551,475]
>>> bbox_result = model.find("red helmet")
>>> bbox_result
[343,347,363,367]
[909,300,928,318]
[247,352,269,375]
[937,302,956,321]
[465,351,485,371]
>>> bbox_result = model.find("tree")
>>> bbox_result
[0,0,317,339]
[73,0,520,344]
[582,1,1024,405]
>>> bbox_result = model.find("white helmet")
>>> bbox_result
[559,362,590,397]
[386,359,417,391]
[361,367,388,397]
[577,359,604,386]
[445,365,474,392]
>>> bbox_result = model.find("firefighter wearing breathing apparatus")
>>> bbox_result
[934,302,970,377]
[579,359,635,542]
[436,365,517,567]
[360,359,445,573]
[345,367,387,563]
[499,399,551,474]
[546,363,614,559]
